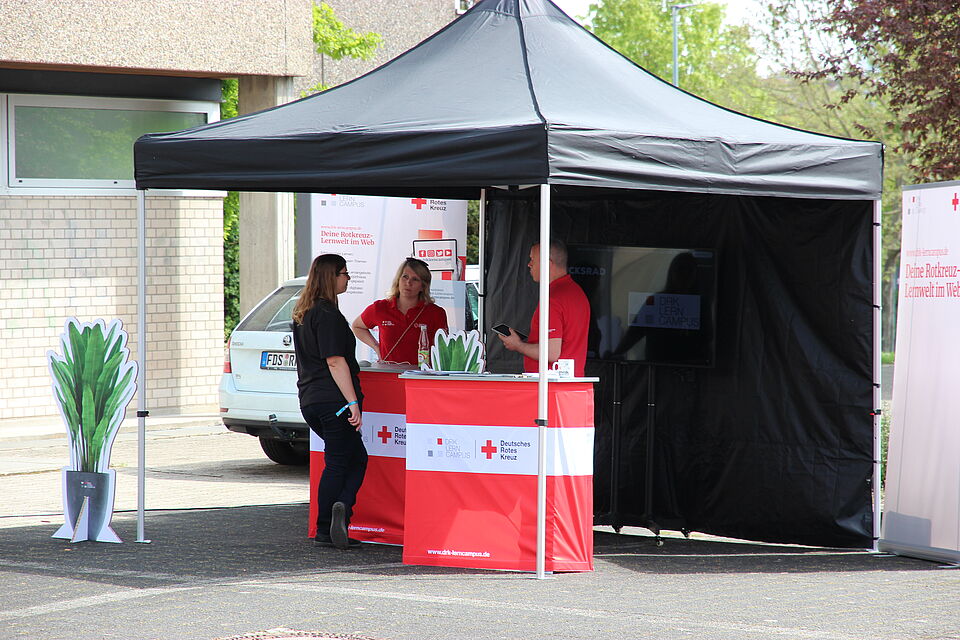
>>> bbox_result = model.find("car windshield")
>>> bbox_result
[236,285,303,332]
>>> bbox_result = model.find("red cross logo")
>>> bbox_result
[378,426,391,444]
[952,193,958,211]
[481,439,497,459]
[411,197,428,209]
[437,437,443,445]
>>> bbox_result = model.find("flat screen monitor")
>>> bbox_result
[568,245,717,367]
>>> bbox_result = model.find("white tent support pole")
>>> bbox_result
[136,190,150,544]
[478,188,487,332]
[872,198,882,550]
[536,184,551,579]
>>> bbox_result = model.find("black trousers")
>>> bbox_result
[301,401,368,536]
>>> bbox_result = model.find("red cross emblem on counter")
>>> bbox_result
[953,193,958,211]
[481,439,497,459]
[411,197,427,209]
[377,426,391,444]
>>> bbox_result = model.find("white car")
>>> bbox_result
[220,277,308,465]
[220,275,480,464]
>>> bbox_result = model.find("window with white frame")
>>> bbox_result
[5,94,218,190]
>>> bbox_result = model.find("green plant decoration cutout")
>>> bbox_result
[48,318,138,543]
[427,329,485,373]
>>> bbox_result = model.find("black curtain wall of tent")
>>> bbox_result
[133,0,882,548]
[483,188,874,547]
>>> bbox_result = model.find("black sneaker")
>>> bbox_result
[330,502,349,550]
[314,534,337,548]
[315,533,362,548]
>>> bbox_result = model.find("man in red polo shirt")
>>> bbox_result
[498,240,590,377]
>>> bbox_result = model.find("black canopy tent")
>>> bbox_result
[134,0,879,199]
[134,0,883,549]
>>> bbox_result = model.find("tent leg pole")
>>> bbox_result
[535,184,551,579]
[136,189,150,544]
[611,363,622,530]
[645,365,656,536]
[478,188,486,332]
[872,198,882,551]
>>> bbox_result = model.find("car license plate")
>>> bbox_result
[261,351,296,370]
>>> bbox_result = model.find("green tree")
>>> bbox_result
[467,200,479,265]
[221,3,382,338]
[305,1,383,94]
[221,78,240,340]
[809,0,960,181]
[587,0,775,116]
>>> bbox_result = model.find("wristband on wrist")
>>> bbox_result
[336,400,358,417]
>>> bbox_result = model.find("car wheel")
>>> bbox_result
[258,436,309,465]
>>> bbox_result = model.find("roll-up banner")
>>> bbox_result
[310,194,468,362]
[880,181,960,565]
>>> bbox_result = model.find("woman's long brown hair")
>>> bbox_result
[292,254,346,325]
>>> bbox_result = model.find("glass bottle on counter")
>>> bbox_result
[417,324,430,368]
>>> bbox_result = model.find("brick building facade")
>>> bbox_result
[0,196,224,420]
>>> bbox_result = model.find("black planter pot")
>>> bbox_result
[62,469,117,541]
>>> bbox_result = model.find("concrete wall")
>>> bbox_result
[297,0,458,93]
[0,0,312,77]
[0,196,224,421]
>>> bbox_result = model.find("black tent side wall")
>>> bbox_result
[483,189,874,548]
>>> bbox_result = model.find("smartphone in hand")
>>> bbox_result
[492,323,527,342]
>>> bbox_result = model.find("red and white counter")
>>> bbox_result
[400,373,596,573]
[308,366,410,545]
[308,369,596,573]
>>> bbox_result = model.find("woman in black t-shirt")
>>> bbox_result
[292,253,366,550]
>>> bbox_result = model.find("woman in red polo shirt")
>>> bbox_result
[352,257,448,365]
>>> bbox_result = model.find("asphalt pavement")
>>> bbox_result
[1,371,957,640]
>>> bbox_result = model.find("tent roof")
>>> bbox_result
[134,0,882,200]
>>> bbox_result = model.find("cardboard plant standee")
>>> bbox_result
[426,329,485,373]
[47,318,138,543]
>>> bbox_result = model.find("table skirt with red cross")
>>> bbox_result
[309,370,406,545]
[400,376,595,572]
